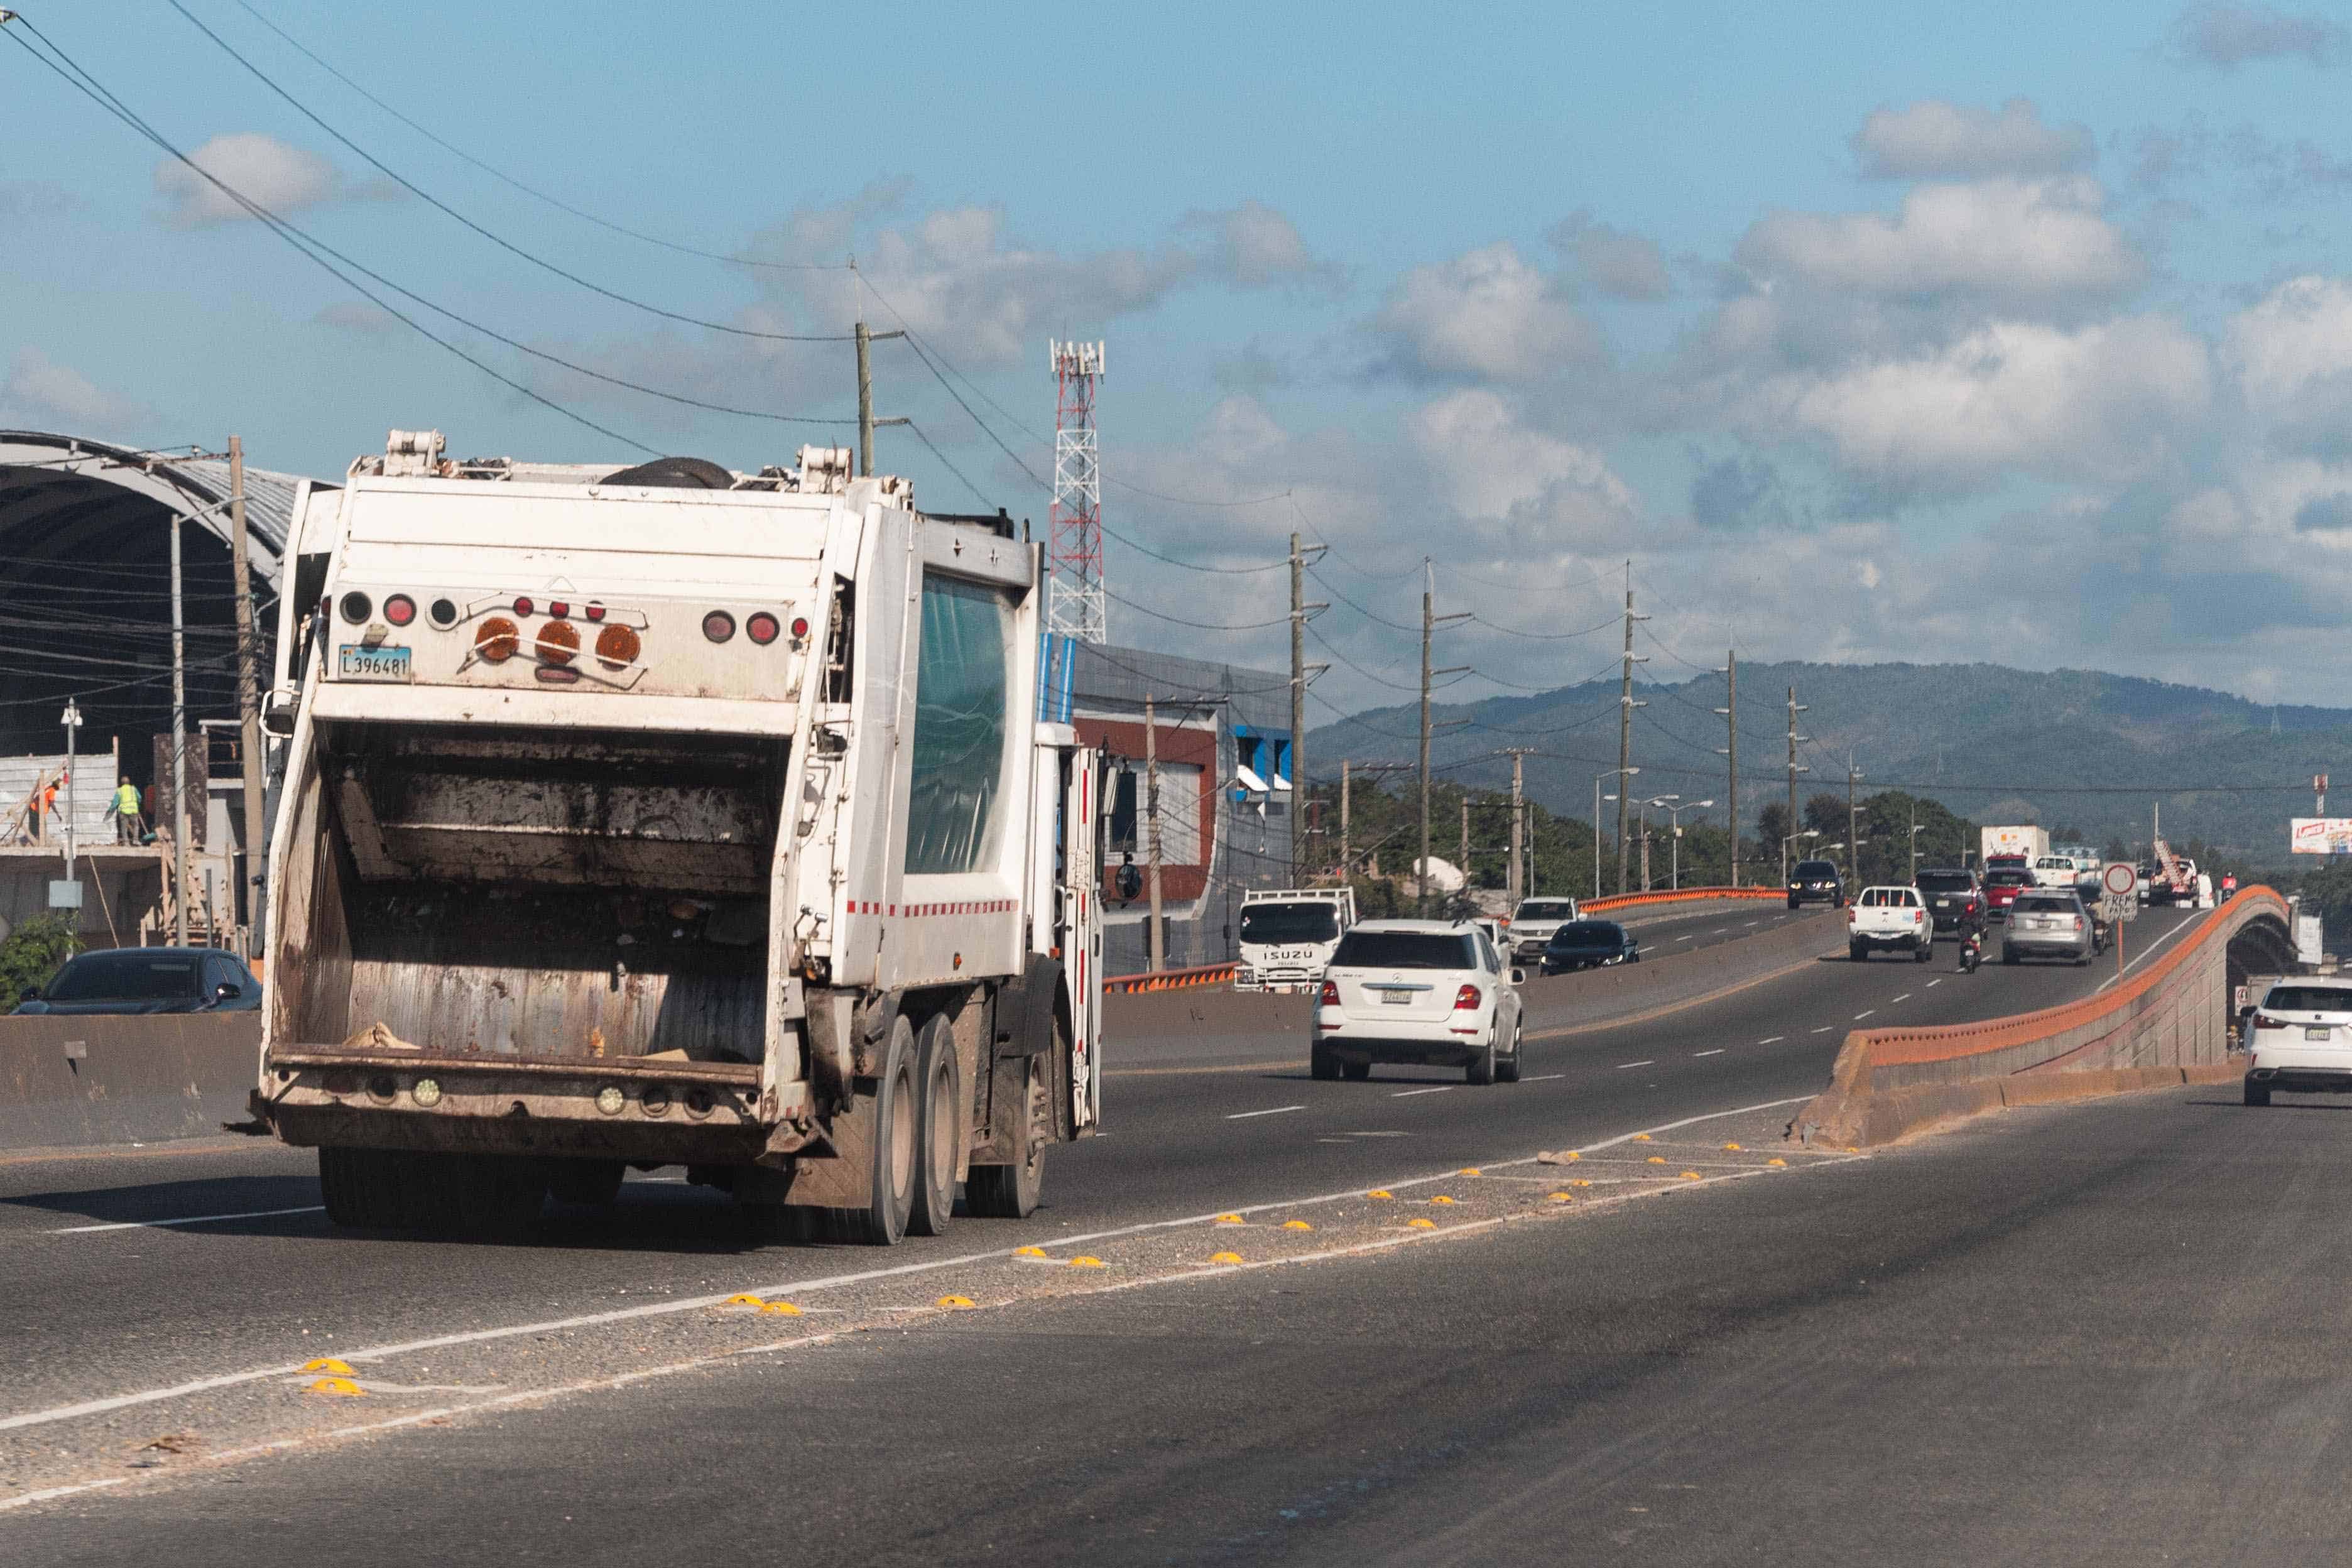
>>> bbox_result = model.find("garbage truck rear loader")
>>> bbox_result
[252,433,1102,1244]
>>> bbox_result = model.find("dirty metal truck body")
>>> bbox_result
[253,433,1101,1241]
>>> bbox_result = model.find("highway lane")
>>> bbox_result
[10,1051,2290,1565]
[0,905,2202,1503]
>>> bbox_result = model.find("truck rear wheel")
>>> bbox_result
[850,1014,918,1245]
[319,1146,402,1229]
[908,1015,961,1238]
[968,1041,1049,1220]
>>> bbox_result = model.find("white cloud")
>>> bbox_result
[1755,315,2212,491]
[1371,242,1603,382]
[1184,200,1345,293]
[2230,275,2352,420]
[1736,177,2142,307]
[0,348,154,433]
[1407,389,1636,526]
[154,133,365,227]
[2167,4,2348,68]
[1852,99,2094,180]
[1549,214,1672,300]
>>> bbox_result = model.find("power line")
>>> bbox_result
[229,1,849,275]
[172,3,855,344]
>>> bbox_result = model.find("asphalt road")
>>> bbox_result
[0,903,2205,1552]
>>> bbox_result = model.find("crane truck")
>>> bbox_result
[249,432,1102,1245]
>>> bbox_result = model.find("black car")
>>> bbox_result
[14,947,263,1016]
[1540,920,1640,974]
[1787,858,1845,909]
[1914,868,1984,937]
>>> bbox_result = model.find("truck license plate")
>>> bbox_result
[339,645,411,682]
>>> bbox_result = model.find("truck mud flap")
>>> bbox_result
[778,1090,874,1207]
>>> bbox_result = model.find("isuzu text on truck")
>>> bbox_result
[250,433,1103,1245]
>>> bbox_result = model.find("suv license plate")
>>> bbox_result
[1381,991,1411,1006]
[339,645,411,682]
[2308,1026,2332,1040]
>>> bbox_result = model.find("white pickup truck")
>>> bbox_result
[1848,885,1933,963]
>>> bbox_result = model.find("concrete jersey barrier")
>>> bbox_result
[0,1013,260,1150]
[1791,887,2292,1148]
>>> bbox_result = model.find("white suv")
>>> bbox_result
[2244,978,2352,1106]
[1314,920,1525,1086]
[1504,898,1580,962]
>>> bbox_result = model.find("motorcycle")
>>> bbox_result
[1957,928,1984,974]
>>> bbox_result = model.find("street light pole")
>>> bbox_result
[1650,797,1714,892]
[60,697,80,877]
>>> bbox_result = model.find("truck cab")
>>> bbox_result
[1848,885,1932,962]
[1234,888,1357,992]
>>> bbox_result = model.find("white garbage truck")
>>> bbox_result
[250,432,1103,1244]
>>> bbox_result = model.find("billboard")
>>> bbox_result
[2290,818,2352,854]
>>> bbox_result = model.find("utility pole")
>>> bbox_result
[1418,560,1471,915]
[850,317,910,479]
[1614,572,1650,895]
[1288,532,1327,884]
[1459,797,1470,900]
[60,697,80,876]
[170,512,190,948]
[1787,683,1810,868]
[1846,753,1863,888]
[1714,650,1738,888]
[1339,759,1351,879]
[1638,802,1652,892]
[1501,748,1534,907]
[1144,695,1165,971]
[229,436,266,956]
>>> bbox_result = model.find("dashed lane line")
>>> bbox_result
[1925,978,1943,988]
[1693,1049,1724,1057]
[1812,1026,1834,1034]
[1891,993,1911,1003]
[1616,1060,1655,1069]
[1853,1010,1875,1021]
[48,1206,324,1236]
[1758,1035,1783,1045]
[1390,1086,1454,1098]
[1524,1073,1566,1082]
[1226,1106,1305,1121]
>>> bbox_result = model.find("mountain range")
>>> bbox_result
[1307,662,2350,869]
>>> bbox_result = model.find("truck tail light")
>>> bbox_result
[548,600,570,618]
[338,591,371,624]
[790,615,810,640]
[428,597,459,628]
[474,616,520,662]
[512,596,535,617]
[746,611,780,646]
[1454,984,1481,1010]
[383,593,416,627]
[704,610,736,643]
[1317,979,1338,1008]
[585,601,607,621]
[535,619,579,665]
[595,624,641,669]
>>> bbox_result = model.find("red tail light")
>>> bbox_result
[585,601,607,621]
[512,596,535,617]
[746,611,781,646]
[790,615,810,640]
[1454,984,1481,1010]
[383,593,416,627]
[1317,979,1339,1008]
[703,610,736,643]
[548,600,570,619]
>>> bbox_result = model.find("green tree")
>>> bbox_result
[0,913,82,1001]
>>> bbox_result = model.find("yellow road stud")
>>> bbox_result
[1571,1179,1592,1187]
[1679,1171,1702,1180]
[1367,1190,1394,1200]
[1429,1195,1456,1205]
[1210,1251,1244,1265]
[307,1377,365,1398]
[1214,1213,1246,1225]
[722,1293,765,1308]
[759,1301,802,1315]
[1723,1143,1743,1152]
[1548,1192,1574,1202]
[1407,1217,1437,1229]
[937,1295,977,1309]
[1563,1151,1581,1161]
[300,1358,354,1375]
[1767,1158,1787,1167]
[1646,1155,1667,1165]
[1282,1219,1313,1231]
[1631,1133,1652,1142]
[1014,1246,1048,1258]
[1457,1167,1481,1176]
[1069,1256,1107,1268]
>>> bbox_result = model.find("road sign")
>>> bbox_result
[2101,893,2137,924]
[2102,862,2139,900]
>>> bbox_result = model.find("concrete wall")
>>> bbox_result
[1794,888,2292,1147]
[0,1012,258,1150]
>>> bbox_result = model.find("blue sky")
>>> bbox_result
[8,2,2352,717]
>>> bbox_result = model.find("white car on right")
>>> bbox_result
[2243,977,2352,1106]
[1503,897,1581,964]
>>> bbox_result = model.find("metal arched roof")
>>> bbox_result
[0,430,330,594]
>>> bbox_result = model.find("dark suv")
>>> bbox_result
[1787,858,1845,908]
[1914,868,1984,937]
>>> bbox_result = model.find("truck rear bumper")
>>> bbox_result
[257,1049,807,1163]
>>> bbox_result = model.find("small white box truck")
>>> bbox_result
[251,433,1102,1244]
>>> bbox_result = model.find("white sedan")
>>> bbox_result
[1312,919,1525,1085]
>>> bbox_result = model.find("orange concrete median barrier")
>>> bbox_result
[1790,888,2292,1148]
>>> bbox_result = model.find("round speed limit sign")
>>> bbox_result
[2103,862,2139,899]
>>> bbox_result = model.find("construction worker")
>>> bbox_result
[111,775,143,844]
[43,773,63,842]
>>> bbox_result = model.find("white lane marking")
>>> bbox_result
[1890,993,1912,1003]
[1616,1060,1655,1069]
[1390,1086,1455,1098]
[1853,1010,1875,1020]
[49,1206,324,1236]
[1812,1026,1834,1034]
[2096,909,2199,993]
[1226,1104,1305,1121]
[1712,927,1729,934]
[0,1094,1826,1451]
[1925,978,1943,989]
[1757,1035,1784,1045]
[1693,1048,1724,1057]
[1524,1073,1565,1082]
[1674,934,1696,942]
[1744,920,1758,927]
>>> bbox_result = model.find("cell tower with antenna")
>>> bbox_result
[1047,339,1108,643]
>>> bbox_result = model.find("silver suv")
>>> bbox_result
[2000,889,2095,966]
